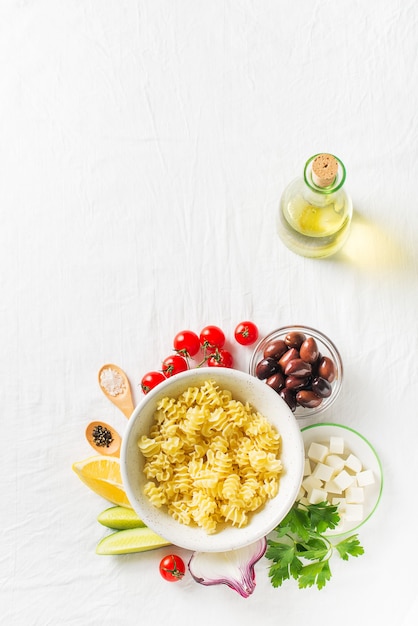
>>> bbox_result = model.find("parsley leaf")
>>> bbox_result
[266,501,365,591]
[298,560,332,590]
[306,501,340,533]
[295,537,329,561]
[278,506,310,541]
[335,535,365,561]
[266,542,302,587]
[266,541,295,567]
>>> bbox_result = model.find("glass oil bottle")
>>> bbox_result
[277,153,353,258]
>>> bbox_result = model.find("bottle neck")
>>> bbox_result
[304,154,346,195]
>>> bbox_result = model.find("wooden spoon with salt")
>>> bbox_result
[98,364,135,418]
[85,420,122,457]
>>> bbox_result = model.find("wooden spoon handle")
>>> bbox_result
[117,395,135,419]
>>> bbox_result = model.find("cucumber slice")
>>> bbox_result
[97,506,145,530]
[96,527,171,555]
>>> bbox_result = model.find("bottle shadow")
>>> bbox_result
[332,209,418,278]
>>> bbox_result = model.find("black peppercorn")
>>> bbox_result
[92,424,114,448]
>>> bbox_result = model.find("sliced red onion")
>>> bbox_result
[188,537,267,598]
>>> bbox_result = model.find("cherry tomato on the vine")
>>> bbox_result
[141,371,166,394]
[207,349,234,368]
[234,321,259,346]
[173,330,200,357]
[199,325,226,351]
[159,554,186,582]
[162,354,189,377]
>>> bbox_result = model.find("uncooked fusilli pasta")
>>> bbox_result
[137,380,283,533]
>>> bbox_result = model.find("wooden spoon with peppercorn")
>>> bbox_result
[85,421,122,457]
[98,364,135,418]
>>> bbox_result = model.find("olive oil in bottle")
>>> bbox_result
[277,153,353,258]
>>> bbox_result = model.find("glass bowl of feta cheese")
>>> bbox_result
[300,423,383,535]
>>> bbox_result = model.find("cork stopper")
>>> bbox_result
[311,153,338,188]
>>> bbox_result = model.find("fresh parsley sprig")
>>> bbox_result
[266,501,364,590]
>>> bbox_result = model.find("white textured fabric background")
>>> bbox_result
[1,1,418,624]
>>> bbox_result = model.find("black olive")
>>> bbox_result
[255,357,280,380]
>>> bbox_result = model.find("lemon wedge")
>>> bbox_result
[72,456,131,508]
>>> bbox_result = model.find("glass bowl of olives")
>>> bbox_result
[249,325,343,420]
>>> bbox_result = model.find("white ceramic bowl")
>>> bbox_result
[121,367,304,552]
[301,423,383,535]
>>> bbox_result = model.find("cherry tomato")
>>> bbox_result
[159,554,186,582]
[234,321,259,346]
[199,325,226,351]
[207,349,234,368]
[141,371,166,394]
[162,354,189,377]
[173,330,200,357]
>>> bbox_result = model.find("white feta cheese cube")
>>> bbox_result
[333,469,355,492]
[324,479,343,495]
[345,486,365,503]
[307,442,328,463]
[344,503,364,521]
[345,453,362,473]
[329,436,345,454]
[325,454,345,473]
[303,457,312,476]
[308,487,328,505]
[332,497,346,512]
[356,469,375,486]
[299,497,310,507]
[302,475,323,492]
[312,462,335,482]
[297,485,306,500]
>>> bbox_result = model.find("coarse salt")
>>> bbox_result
[100,368,126,396]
